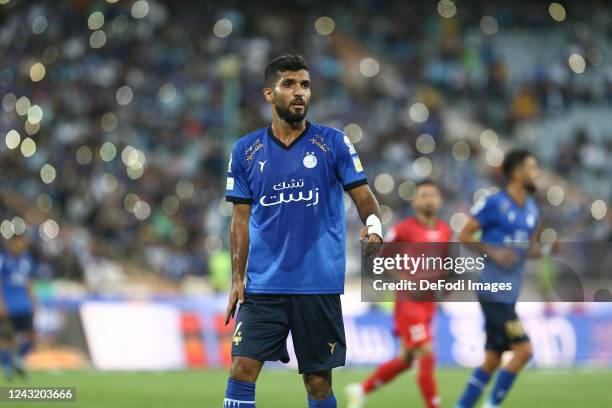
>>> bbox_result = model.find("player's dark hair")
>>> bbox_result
[416,179,438,189]
[264,55,309,88]
[502,149,533,179]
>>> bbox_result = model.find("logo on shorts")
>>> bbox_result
[233,322,243,346]
[327,342,337,355]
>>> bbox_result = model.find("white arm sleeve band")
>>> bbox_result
[366,214,383,238]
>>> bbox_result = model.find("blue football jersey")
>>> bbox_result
[0,251,34,315]
[225,122,367,294]
[470,190,539,300]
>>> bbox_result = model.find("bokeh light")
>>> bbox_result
[480,129,498,149]
[480,16,498,35]
[76,146,93,165]
[380,205,393,225]
[90,30,107,49]
[37,193,53,212]
[101,173,118,193]
[568,54,585,74]
[20,137,36,157]
[100,142,117,162]
[374,173,395,194]
[101,112,118,132]
[343,123,363,143]
[124,194,140,213]
[591,200,607,220]
[25,120,40,136]
[133,200,151,220]
[176,179,194,199]
[2,93,16,112]
[40,164,56,184]
[88,11,105,30]
[314,16,335,35]
[11,217,26,235]
[450,212,468,233]
[416,133,435,154]
[452,141,471,161]
[398,180,417,201]
[40,219,59,241]
[437,0,457,19]
[116,85,134,105]
[413,157,433,177]
[546,185,565,206]
[32,15,48,34]
[218,199,233,217]
[27,105,44,124]
[359,58,380,78]
[162,196,180,215]
[549,3,566,22]
[30,62,46,82]
[15,96,30,115]
[540,228,558,244]
[409,103,429,123]
[131,0,150,19]
[485,147,504,167]
[213,19,233,38]
[1,220,14,240]
[158,83,177,104]
[5,130,20,149]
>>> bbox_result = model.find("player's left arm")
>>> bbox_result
[348,184,383,244]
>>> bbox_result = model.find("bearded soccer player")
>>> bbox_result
[455,150,544,408]
[0,235,36,380]
[222,55,382,408]
[346,180,451,408]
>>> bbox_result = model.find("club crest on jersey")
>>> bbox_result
[303,152,317,169]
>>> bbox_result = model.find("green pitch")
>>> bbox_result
[2,368,611,407]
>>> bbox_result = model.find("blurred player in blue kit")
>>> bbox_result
[222,55,383,407]
[455,150,547,408]
[0,235,36,381]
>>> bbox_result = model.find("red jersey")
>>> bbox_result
[386,216,452,347]
[385,216,452,244]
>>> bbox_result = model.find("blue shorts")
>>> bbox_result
[231,294,346,374]
[480,301,529,352]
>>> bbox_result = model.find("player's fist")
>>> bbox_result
[225,280,245,326]
[360,226,383,257]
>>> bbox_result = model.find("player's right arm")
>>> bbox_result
[225,203,251,325]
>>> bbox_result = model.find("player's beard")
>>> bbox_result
[275,101,308,124]
[525,181,537,194]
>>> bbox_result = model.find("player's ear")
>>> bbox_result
[263,87,273,103]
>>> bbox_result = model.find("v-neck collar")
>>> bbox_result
[266,122,311,150]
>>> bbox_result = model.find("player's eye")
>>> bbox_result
[302,82,310,88]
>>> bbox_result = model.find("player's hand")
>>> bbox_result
[224,280,245,326]
[489,247,518,268]
[360,226,383,257]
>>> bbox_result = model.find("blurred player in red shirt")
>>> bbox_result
[346,180,452,408]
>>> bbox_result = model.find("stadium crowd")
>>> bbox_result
[0,0,610,293]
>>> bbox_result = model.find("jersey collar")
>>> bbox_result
[266,122,311,150]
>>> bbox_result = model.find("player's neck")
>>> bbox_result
[270,116,307,146]
[506,183,527,207]
[415,213,437,228]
